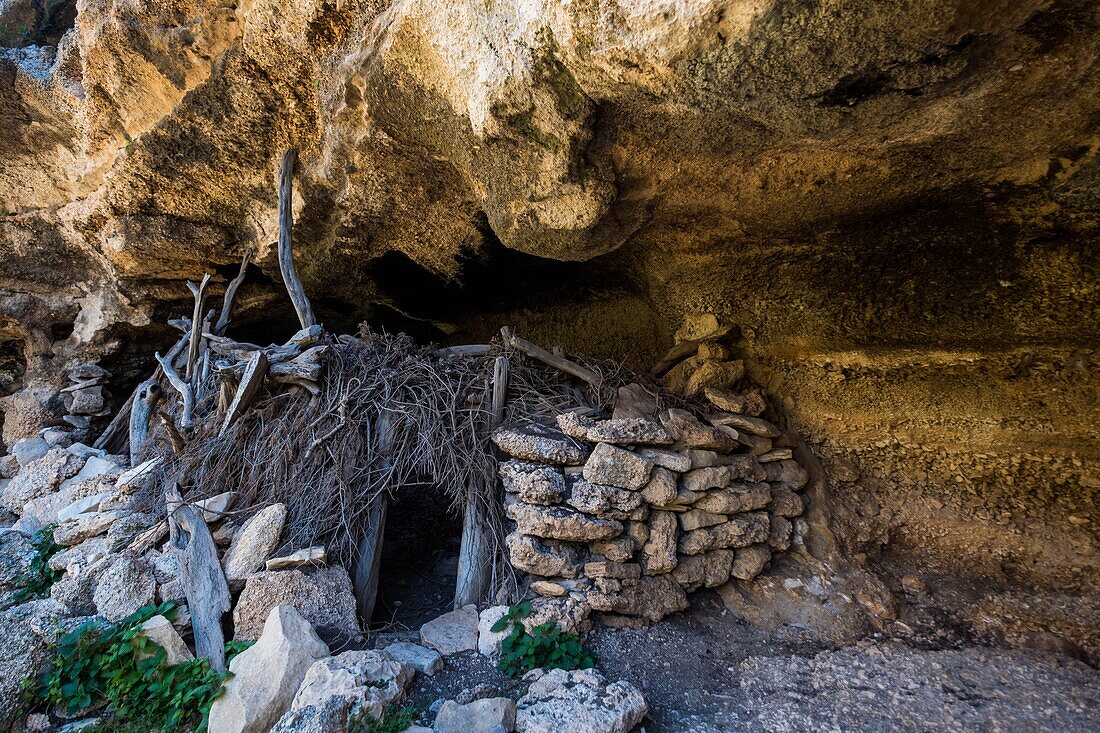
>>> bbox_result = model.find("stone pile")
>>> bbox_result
[494,386,808,627]
[61,364,112,440]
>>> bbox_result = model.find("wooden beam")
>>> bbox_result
[500,327,600,386]
[276,149,317,330]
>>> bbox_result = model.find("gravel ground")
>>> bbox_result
[388,588,1100,732]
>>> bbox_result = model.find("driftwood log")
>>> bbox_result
[127,380,162,466]
[277,149,316,330]
[185,274,212,387]
[166,484,231,673]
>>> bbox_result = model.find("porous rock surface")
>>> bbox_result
[515,667,647,733]
[0,0,1097,659]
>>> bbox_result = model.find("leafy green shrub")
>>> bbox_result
[25,602,230,732]
[492,601,595,677]
[12,524,63,603]
[349,705,422,733]
[223,639,254,664]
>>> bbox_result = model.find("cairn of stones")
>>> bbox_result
[492,390,809,628]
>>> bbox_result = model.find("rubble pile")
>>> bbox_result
[495,388,809,629]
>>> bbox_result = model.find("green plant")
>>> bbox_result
[491,601,595,677]
[12,524,63,603]
[223,639,254,664]
[25,602,230,732]
[349,705,421,733]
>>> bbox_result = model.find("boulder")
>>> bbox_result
[589,537,634,563]
[57,491,114,523]
[515,668,647,733]
[139,614,194,664]
[635,448,691,473]
[47,536,110,574]
[678,509,727,532]
[707,412,780,437]
[93,553,155,622]
[505,502,622,542]
[209,605,330,733]
[730,544,771,581]
[477,605,510,658]
[640,467,677,505]
[587,576,688,622]
[659,409,737,452]
[684,359,745,397]
[104,511,157,551]
[670,550,735,592]
[54,510,124,546]
[693,483,771,514]
[505,532,584,577]
[721,454,767,481]
[491,426,589,466]
[9,437,50,467]
[50,556,112,615]
[57,456,121,494]
[500,462,567,505]
[233,566,362,647]
[435,697,516,733]
[640,511,678,575]
[291,650,414,723]
[195,491,238,522]
[764,459,809,490]
[270,700,347,733]
[767,515,793,551]
[681,466,730,493]
[768,485,805,517]
[224,503,287,581]
[383,641,442,675]
[703,387,767,417]
[522,596,591,634]
[420,604,479,655]
[678,513,770,555]
[566,480,643,518]
[581,444,652,490]
[1,448,83,512]
[556,411,672,446]
[0,454,18,479]
[0,530,35,595]
[0,599,69,730]
[583,561,641,579]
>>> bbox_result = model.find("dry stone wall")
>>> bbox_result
[492,397,808,627]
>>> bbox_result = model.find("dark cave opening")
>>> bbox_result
[370,483,463,631]
[0,336,27,451]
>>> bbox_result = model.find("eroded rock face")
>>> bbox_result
[1,0,1097,659]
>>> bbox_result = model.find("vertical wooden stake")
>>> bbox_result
[454,356,509,609]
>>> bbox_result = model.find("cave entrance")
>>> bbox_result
[370,483,463,631]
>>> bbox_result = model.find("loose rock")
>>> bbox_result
[505,532,584,577]
[581,443,653,490]
[491,426,589,465]
[515,668,647,733]
[224,503,287,581]
[435,697,517,733]
[383,641,443,675]
[233,566,362,647]
[506,501,622,542]
[420,604,479,655]
[209,605,330,733]
[557,411,672,446]
[290,649,414,723]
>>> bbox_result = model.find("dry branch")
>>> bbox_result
[220,350,268,436]
[185,274,212,386]
[214,247,254,335]
[155,350,195,429]
[277,149,316,330]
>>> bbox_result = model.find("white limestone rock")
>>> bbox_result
[420,604,479,656]
[434,697,517,733]
[581,443,652,490]
[93,553,155,622]
[233,566,362,647]
[223,503,287,581]
[515,668,647,733]
[139,614,194,665]
[290,649,414,723]
[477,605,509,659]
[208,605,330,733]
[383,641,443,676]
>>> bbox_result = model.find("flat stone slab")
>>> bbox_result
[491,425,590,465]
[420,604,479,656]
